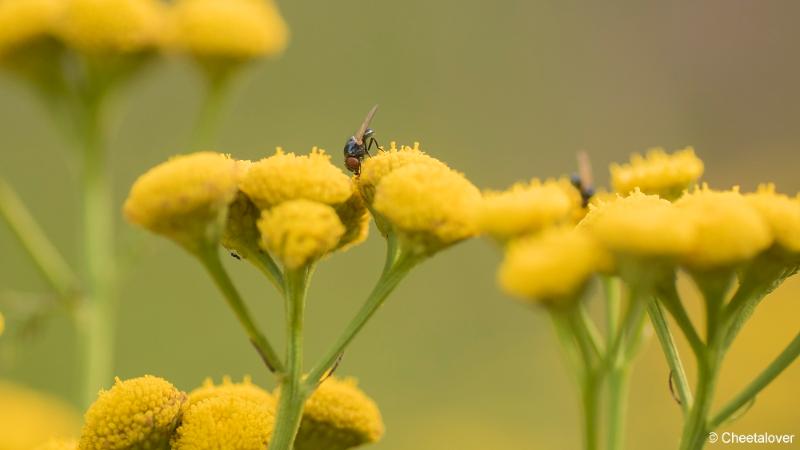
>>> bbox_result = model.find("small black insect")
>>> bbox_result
[230,251,241,260]
[571,151,595,208]
[343,105,381,175]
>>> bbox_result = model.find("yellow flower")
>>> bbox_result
[34,438,78,450]
[478,179,574,242]
[79,375,186,450]
[58,0,164,54]
[294,377,384,450]
[186,376,274,410]
[168,0,288,61]
[580,190,695,259]
[240,148,352,210]
[0,0,62,57]
[357,142,449,205]
[257,199,345,269]
[745,184,800,254]
[498,227,608,306]
[124,152,241,252]
[610,147,704,200]
[333,187,370,251]
[0,380,80,450]
[372,163,481,256]
[0,311,4,336]
[675,186,772,269]
[171,394,275,450]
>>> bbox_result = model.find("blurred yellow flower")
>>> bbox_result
[79,375,185,450]
[257,199,345,269]
[580,190,695,260]
[168,0,288,61]
[294,377,384,450]
[746,183,800,254]
[675,186,772,270]
[357,142,449,205]
[124,152,241,252]
[186,375,274,410]
[240,148,352,210]
[171,394,275,450]
[0,311,4,336]
[499,227,609,306]
[0,0,62,57]
[58,0,164,54]
[0,380,80,450]
[373,163,481,256]
[34,438,78,450]
[610,147,704,200]
[478,179,574,242]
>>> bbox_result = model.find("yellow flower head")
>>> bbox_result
[0,380,80,450]
[58,0,165,54]
[240,148,352,210]
[357,142,449,205]
[171,394,275,450]
[373,163,481,256]
[79,375,186,450]
[0,311,4,336]
[478,179,574,242]
[675,186,772,269]
[333,186,370,251]
[610,147,704,200]
[499,227,609,306]
[124,152,241,252]
[0,0,62,57]
[34,438,78,450]
[257,199,345,269]
[186,376,274,410]
[580,190,695,260]
[294,377,384,450]
[745,184,800,254]
[168,0,288,62]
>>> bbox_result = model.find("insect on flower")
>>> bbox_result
[571,150,595,207]
[343,105,382,175]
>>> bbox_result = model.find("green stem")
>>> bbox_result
[268,268,309,450]
[579,304,605,359]
[679,350,719,450]
[606,365,630,450]
[647,298,693,415]
[79,91,116,407]
[190,73,233,150]
[248,250,284,295]
[0,179,80,301]
[562,306,601,450]
[657,281,704,357]
[711,330,800,428]
[197,244,285,374]
[603,276,621,350]
[580,372,601,450]
[305,239,415,388]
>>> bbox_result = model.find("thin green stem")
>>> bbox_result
[562,305,601,450]
[197,244,284,374]
[647,298,693,415]
[305,240,417,388]
[0,179,80,301]
[248,250,284,295]
[606,365,630,450]
[550,312,581,382]
[603,276,621,350]
[657,282,704,357]
[679,350,720,450]
[711,330,800,428]
[268,268,309,450]
[580,372,601,450]
[190,73,233,149]
[579,304,605,359]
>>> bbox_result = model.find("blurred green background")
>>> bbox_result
[2,1,799,448]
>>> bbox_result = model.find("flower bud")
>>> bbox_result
[611,147,703,200]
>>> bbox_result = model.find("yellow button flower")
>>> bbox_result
[580,190,695,259]
[372,163,481,256]
[357,142,449,205]
[34,438,78,450]
[186,376,274,410]
[0,0,62,57]
[79,375,186,450]
[124,152,241,252]
[168,0,288,61]
[0,380,80,450]
[294,377,384,450]
[610,147,704,200]
[499,227,609,306]
[58,0,164,54]
[171,394,275,450]
[257,199,345,270]
[240,148,352,210]
[675,186,772,269]
[746,184,800,254]
[478,179,574,242]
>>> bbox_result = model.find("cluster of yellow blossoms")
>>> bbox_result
[29,374,381,450]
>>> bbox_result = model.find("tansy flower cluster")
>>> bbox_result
[481,147,800,450]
